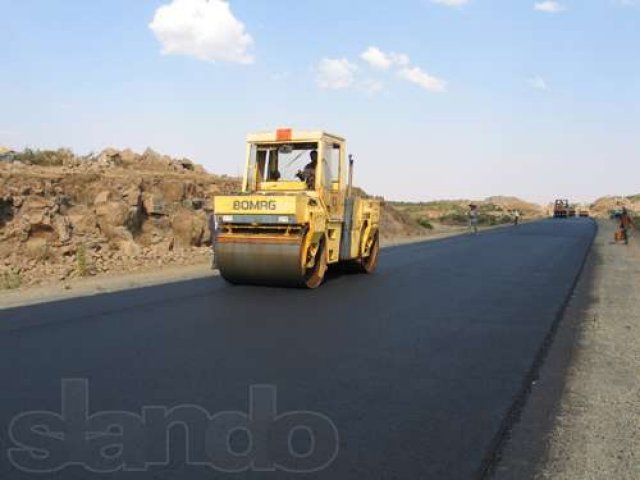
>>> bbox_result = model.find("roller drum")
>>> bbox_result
[216,237,307,287]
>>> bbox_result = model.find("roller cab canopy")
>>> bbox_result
[242,129,347,195]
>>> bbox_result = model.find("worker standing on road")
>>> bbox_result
[513,209,521,226]
[468,204,479,234]
[619,207,635,245]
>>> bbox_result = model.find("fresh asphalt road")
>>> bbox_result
[0,219,596,480]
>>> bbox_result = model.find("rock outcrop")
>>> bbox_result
[0,148,239,288]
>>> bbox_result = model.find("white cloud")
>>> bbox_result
[390,53,411,68]
[149,0,254,64]
[398,67,446,92]
[432,0,470,7]
[361,46,409,70]
[361,47,392,69]
[316,58,358,90]
[534,1,566,13]
[529,75,548,90]
[612,0,639,5]
[319,47,446,94]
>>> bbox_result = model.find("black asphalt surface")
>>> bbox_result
[0,219,596,480]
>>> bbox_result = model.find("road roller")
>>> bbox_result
[213,129,381,288]
[553,199,570,218]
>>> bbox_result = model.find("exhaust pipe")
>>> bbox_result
[347,154,354,198]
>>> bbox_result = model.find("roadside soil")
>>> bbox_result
[493,219,640,479]
[0,224,481,310]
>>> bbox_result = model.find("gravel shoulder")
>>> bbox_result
[493,219,640,479]
[0,225,481,310]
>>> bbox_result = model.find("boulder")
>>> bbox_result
[141,148,171,168]
[176,158,194,171]
[22,196,54,212]
[94,190,111,205]
[24,237,51,261]
[68,207,99,236]
[116,239,141,258]
[142,193,167,216]
[171,210,207,248]
[107,226,134,242]
[183,198,205,210]
[119,149,138,164]
[95,148,121,167]
[158,181,185,202]
[21,202,57,240]
[53,216,72,244]
[123,186,142,208]
[95,201,143,239]
[96,201,129,228]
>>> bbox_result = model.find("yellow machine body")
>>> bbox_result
[213,129,381,288]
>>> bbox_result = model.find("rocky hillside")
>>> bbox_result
[589,195,640,218]
[0,148,427,289]
[0,148,238,289]
[380,201,430,239]
[391,196,546,226]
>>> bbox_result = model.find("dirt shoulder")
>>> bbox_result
[0,261,217,310]
[492,219,640,479]
[0,224,486,310]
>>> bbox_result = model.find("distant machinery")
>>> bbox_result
[553,199,570,218]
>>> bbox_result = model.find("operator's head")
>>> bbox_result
[310,150,318,164]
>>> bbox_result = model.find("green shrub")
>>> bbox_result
[76,243,88,277]
[13,148,74,167]
[1,271,21,290]
[417,218,434,229]
[480,203,502,213]
[439,213,469,225]
[477,214,495,225]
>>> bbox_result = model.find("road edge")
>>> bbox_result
[478,219,599,479]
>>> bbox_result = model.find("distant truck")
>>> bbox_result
[553,199,570,218]
[577,204,590,217]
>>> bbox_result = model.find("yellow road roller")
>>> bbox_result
[213,129,381,288]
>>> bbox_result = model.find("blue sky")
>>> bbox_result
[1,0,638,203]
